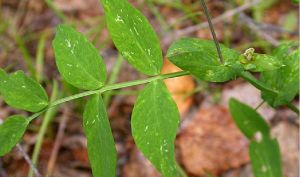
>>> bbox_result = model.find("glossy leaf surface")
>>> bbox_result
[167,38,242,82]
[229,98,270,139]
[0,115,29,156]
[260,42,299,107]
[53,25,107,90]
[0,69,48,112]
[83,94,117,177]
[100,0,163,75]
[131,80,179,177]
[250,138,282,177]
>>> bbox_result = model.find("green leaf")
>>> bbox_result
[167,38,242,82]
[239,71,276,94]
[260,43,299,107]
[271,41,298,59]
[131,80,179,177]
[240,53,283,72]
[0,69,48,112]
[100,0,163,75]
[83,94,117,177]
[0,115,29,156]
[229,98,270,139]
[250,138,282,177]
[53,25,107,90]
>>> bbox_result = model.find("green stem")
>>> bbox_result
[28,81,59,177]
[239,71,277,94]
[287,102,300,115]
[103,54,123,106]
[35,31,49,83]
[28,71,190,122]
[239,71,299,115]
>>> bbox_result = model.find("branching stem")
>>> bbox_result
[28,71,190,122]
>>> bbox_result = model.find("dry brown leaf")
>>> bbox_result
[162,59,195,117]
[177,106,249,176]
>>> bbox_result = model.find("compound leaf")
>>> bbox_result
[100,0,163,75]
[260,42,299,107]
[0,69,48,112]
[229,98,270,139]
[83,94,117,177]
[131,80,179,177]
[250,138,282,177]
[167,38,242,82]
[53,25,106,90]
[0,115,29,156]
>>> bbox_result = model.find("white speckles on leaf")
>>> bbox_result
[147,49,151,56]
[65,39,71,48]
[133,27,139,35]
[243,120,249,125]
[101,0,163,76]
[137,17,143,22]
[261,165,268,173]
[254,131,263,142]
[144,125,148,132]
[115,15,124,23]
[206,70,214,77]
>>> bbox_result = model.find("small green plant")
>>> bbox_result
[0,0,299,177]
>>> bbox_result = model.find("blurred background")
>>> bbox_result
[0,0,299,176]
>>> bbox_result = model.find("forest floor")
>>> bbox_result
[0,0,299,177]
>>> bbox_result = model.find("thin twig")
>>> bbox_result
[238,12,280,47]
[255,100,265,110]
[16,144,42,177]
[46,107,70,177]
[199,0,224,64]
